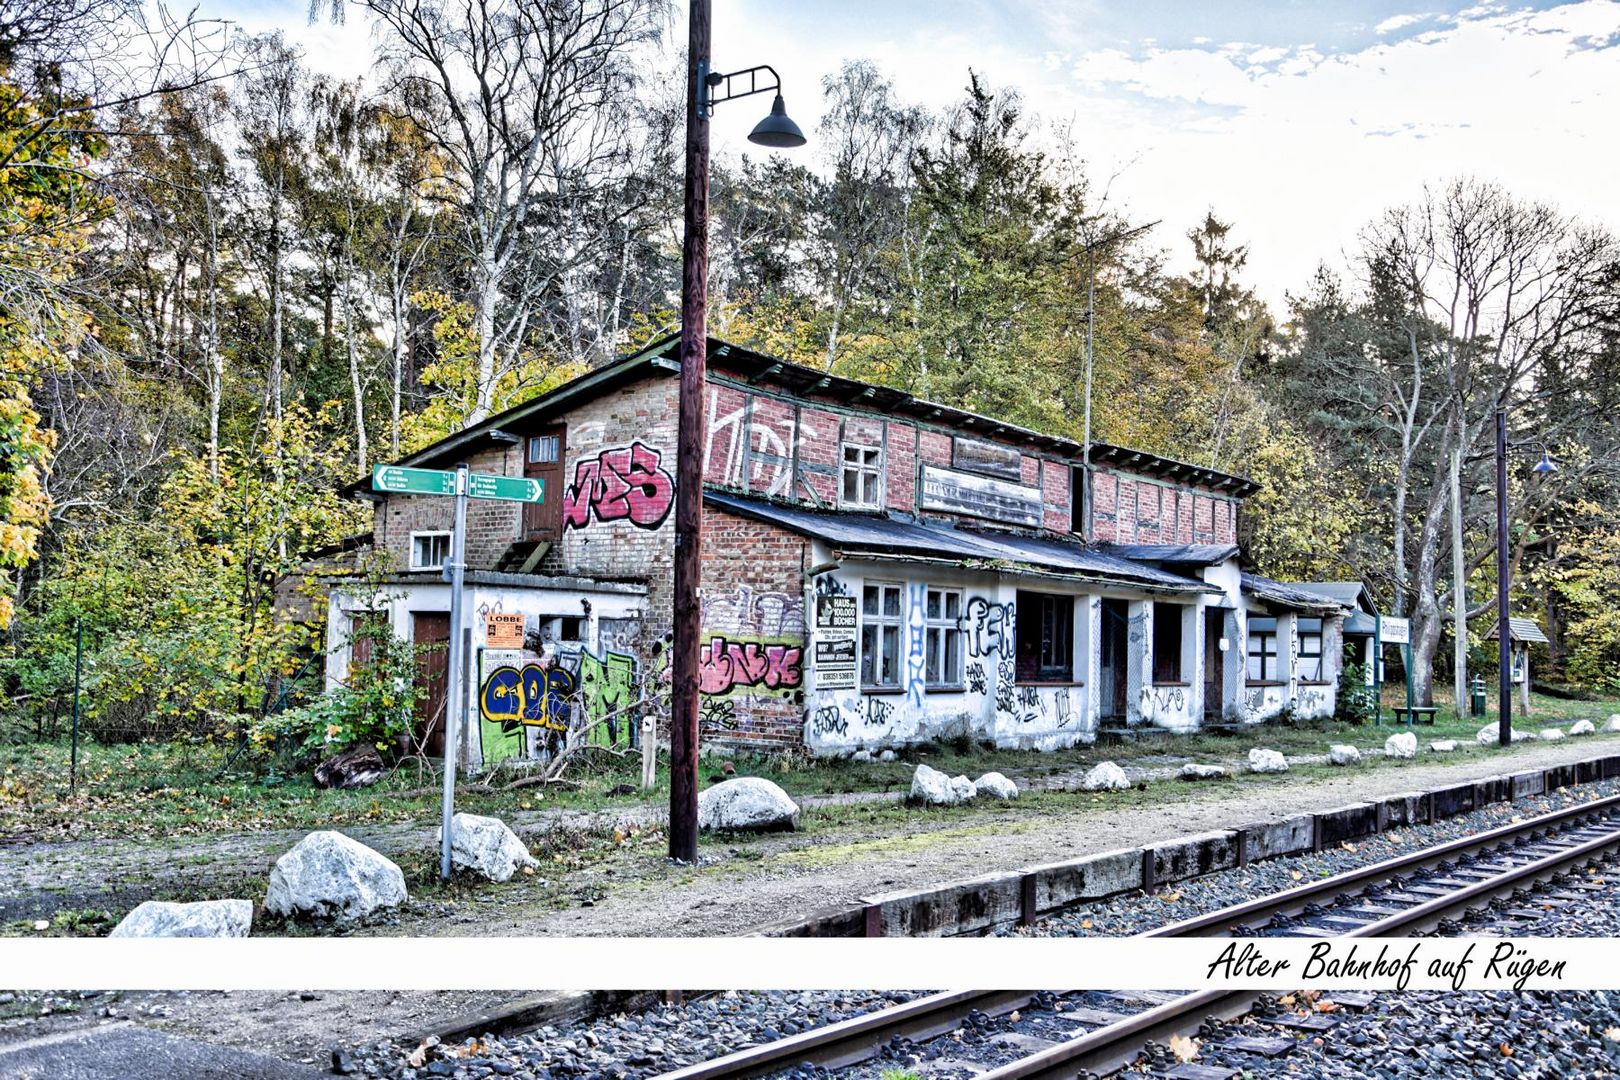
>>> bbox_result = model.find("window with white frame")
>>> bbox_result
[528,434,560,463]
[410,532,451,571]
[841,443,882,508]
[924,588,963,688]
[1247,617,1278,682]
[860,581,903,688]
[1298,618,1324,681]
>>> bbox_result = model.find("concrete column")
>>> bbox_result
[1083,595,1103,735]
[1126,599,1150,724]
[1279,613,1298,705]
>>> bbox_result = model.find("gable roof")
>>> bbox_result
[1486,616,1550,645]
[357,332,1259,498]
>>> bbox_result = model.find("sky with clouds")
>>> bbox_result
[233,0,1619,313]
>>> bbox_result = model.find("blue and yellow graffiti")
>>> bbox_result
[479,662,578,732]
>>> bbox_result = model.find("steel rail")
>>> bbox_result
[1141,790,1620,938]
[969,823,1620,1080]
[647,991,1037,1080]
[1348,824,1620,936]
[970,990,1259,1080]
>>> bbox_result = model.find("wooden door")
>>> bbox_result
[1099,599,1129,720]
[1203,607,1226,720]
[412,611,451,758]
[523,426,567,540]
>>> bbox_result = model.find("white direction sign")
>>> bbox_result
[1381,616,1411,645]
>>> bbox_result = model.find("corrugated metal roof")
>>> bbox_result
[705,492,1219,595]
[1486,617,1550,645]
[1241,572,1351,614]
[1100,543,1240,566]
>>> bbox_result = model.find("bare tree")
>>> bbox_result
[1363,178,1617,704]
[356,0,667,422]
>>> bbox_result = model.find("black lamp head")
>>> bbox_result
[747,93,807,148]
[1532,452,1557,475]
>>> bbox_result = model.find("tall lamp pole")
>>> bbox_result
[670,0,805,862]
[1493,405,1557,748]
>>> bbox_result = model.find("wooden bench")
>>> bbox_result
[1389,706,1439,725]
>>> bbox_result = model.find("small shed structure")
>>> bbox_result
[1486,616,1550,713]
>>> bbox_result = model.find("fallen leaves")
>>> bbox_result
[1169,1034,1199,1063]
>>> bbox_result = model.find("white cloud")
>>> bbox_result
[1374,12,1438,35]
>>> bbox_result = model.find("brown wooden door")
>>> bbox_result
[1204,607,1226,720]
[523,426,566,540]
[412,611,450,757]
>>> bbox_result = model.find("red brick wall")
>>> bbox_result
[374,443,523,571]
[698,509,808,749]
[885,421,916,513]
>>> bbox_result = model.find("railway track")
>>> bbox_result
[643,793,1620,1080]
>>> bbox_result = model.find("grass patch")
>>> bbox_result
[0,739,661,842]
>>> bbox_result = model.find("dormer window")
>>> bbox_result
[841,443,882,509]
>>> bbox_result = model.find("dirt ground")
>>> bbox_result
[0,990,519,1065]
[3,734,1616,938]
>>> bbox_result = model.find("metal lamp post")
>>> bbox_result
[670,0,805,864]
[1493,406,1556,747]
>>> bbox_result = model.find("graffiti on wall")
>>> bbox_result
[699,635,804,696]
[562,441,675,531]
[706,391,827,497]
[962,597,1013,659]
[965,662,988,695]
[862,696,893,728]
[699,697,737,733]
[702,584,804,638]
[478,646,642,763]
[905,583,926,708]
[811,705,848,738]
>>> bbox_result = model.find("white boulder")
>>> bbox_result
[911,763,975,806]
[1180,763,1226,781]
[851,748,873,762]
[439,813,538,881]
[1081,761,1132,791]
[698,776,801,831]
[1605,715,1620,733]
[1429,740,1458,753]
[1248,748,1288,774]
[1539,728,1565,741]
[1327,744,1362,766]
[109,899,253,939]
[974,772,1019,800]
[878,749,898,762]
[1384,732,1418,759]
[1477,723,1533,744]
[263,831,408,922]
[1569,719,1596,736]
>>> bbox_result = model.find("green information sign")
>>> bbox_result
[372,464,457,496]
[468,472,544,504]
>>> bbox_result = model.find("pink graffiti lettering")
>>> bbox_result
[699,636,804,695]
[563,441,675,531]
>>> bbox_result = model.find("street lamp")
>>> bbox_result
[670,3,805,864]
[1493,406,1556,747]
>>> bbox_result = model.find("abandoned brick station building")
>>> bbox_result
[322,333,1350,768]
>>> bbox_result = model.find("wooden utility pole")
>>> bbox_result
[1450,448,1467,720]
[669,0,711,863]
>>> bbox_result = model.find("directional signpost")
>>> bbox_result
[1378,615,1414,726]
[370,461,546,879]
